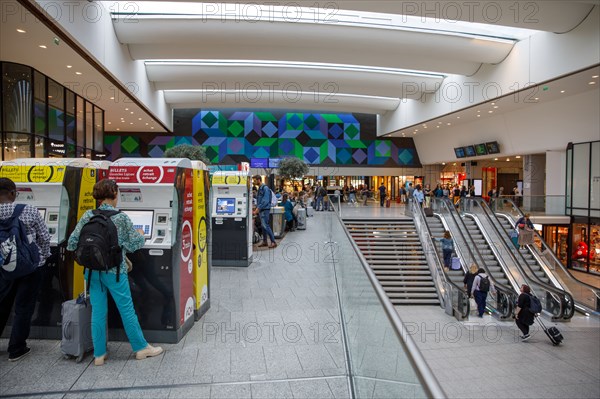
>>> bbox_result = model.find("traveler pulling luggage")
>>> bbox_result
[61,291,94,362]
[535,315,563,346]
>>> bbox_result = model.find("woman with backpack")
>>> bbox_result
[470,268,495,318]
[514,284,536,341]
[67,179,163,366]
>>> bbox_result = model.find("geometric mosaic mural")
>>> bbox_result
[105,109,421,167]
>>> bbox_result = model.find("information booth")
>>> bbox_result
[0,158,109,339]
[210,171,252,267]
[108,158,199,343]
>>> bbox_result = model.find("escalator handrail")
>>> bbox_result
[473,198,575,320]
[432,198,516,318]
[411,198,469,319]
[495,198,600,304]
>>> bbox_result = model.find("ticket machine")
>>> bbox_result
[0,158,109,338]
[191,161,211,320]
[211,171,252,267]
[108,158,200,343]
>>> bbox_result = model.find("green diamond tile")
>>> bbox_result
[121,136,139,153]
[255,138,277,147]
[255,112,277,122]
[201,112,218,127]
[347,140,367,149]
[322,114,343,123]
[305,115,319,129]
[345,124,359,137]
[228,121,244,137]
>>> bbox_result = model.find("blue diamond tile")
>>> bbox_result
[353,149,367,164]
[262,122,277,137]
[304,147,319,163]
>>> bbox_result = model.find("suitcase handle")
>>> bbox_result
[63,320,72,340]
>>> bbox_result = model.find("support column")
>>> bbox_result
[546,150,567,215]
[523,154,546,212]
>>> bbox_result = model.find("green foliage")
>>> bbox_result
[163,144,210,164]
[278,157,309,179]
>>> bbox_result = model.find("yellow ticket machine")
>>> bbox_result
[0,158,109,338]
[191,161,211,320]
[210,171,252,267]
[108,158,197,343]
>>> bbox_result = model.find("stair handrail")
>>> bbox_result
[494,198,600,314]
[469,198,575,320]
[432,198,516,319]
[410,198,469,319]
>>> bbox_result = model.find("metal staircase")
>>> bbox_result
[344,218,439,305]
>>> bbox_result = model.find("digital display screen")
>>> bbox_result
[250,158,268,168]
[454,147,466,158]
[216,198,236,214]
[38,208,46,220]
[474,143,488,156]
[121,210,154,238]
[464,146,476,157]
[268,158,281,168]
[486,141,500,154]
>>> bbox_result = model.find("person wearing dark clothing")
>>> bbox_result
[255,177,277,248]
[463,264,478,297]
[515,284,535,341]
[471,268,495,318]
[378,184,386,207]
[0,178,51,362]
[515,214,534,229]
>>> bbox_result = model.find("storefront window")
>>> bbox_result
[2,63,32,134]
[3,133,31,161]
[34,136,45,158]
[65,90,75,145]
[76,96,85,147]
[85,101,93,151]
[33,70,46,135]
[93,106,104,152]
[47,79,65,142]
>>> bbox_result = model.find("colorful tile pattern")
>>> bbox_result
[105,110,420,167]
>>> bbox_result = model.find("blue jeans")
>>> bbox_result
[86,271,147,357]
[259,209,276,244]
[474,290,488,317]
[442,249,452,268]
[315,196,324,211]
[0,266,44,356]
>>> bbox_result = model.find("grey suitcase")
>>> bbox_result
[306,206,315,217]
[297,208,306,230]
[61,293,94,362]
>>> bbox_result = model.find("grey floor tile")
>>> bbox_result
[289,379,335,399]
[210,383,251,399]
[230,346,267,375]
[263,345,303,373]
[295,345,338,371]
[168,385,211,399]
[327,377,351,399]
[194,347,230,376]
[251,381,293,398]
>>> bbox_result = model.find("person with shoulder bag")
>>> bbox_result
[471,268,496,318]
[67,179,163,366]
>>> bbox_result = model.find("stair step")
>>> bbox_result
[387,292,439,298]
[381,281,435,287]
[391,299,440,305]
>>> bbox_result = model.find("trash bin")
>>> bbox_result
[270,206,286,238]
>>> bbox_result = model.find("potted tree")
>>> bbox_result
[163,144,210,164]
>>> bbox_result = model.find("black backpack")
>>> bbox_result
[479,275,490,292]
[527,293,543,314]
[74,210,122,288]
[0,204,40,280]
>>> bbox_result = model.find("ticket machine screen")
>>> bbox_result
[122,210,154,238]
[216,198,236,214]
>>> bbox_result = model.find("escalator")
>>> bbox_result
[430,198,516,319]
[492,198,600,315]
[425,215,465,288]
[463,198,575,321]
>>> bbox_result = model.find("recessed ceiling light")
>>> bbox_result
[493,106,499,109]
[477,110,481,113]
[107,122,111,124]
[75,72,82,75]
[130,122,133,125]
[477,115,481,117]
[560,90,565,93]
[442,162,445,165]
[413,132,417,135]
[534,97,539,100]
[516,155,521,159]
[506,158,510,161]
[494,158,498,161]
[438,122,442,124]
[16,29,26,33]
[130,111,134,114]
[125,108,129,111]
[589,81,596,85]
[491,102,495,105]
[447,123,451,126]
[121,120,125,123]
[109,97,114,100]
[39,45,47,49]
[116,128,120,131]
[66,65,72,68]
[138,118,142,120]
[436,126,440,128]
[593,75,599,78]
[453,163,456,166]
[47,95,53,99]
[145,123,149,126]
[150,127,154,130]
[456,116,460,119]
[423,126,427,129]
[488,110,493,113]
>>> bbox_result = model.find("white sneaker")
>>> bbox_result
[135,344,164,360]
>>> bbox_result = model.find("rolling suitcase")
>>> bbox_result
[424,207,434,217]
[306,206,314,217]
[296,208,306,230]
[61,292,94,362]
[385,198,391,208]
[536,315,563,346]
[451,257,461,270]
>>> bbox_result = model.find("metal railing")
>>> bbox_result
[326,211,447,398]
[410,198,469,320]
[494,198,600,314]
[465,198,575,321]
[431,198,516,319]
[493,194,566,215]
